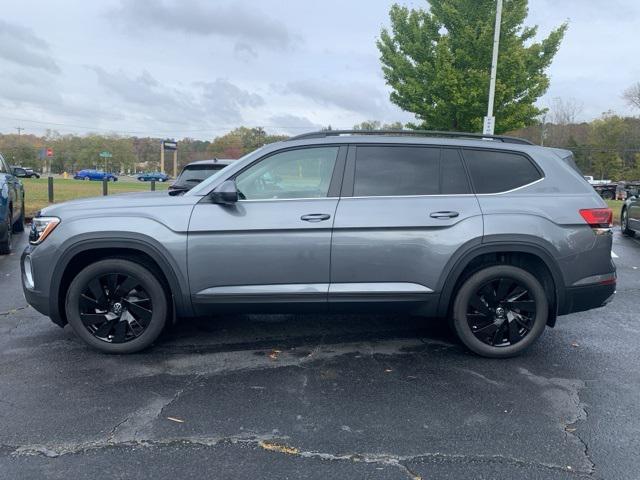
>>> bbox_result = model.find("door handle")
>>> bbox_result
[301,213,331,222]
[430,211,459,219]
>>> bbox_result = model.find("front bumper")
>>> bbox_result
[21,246,64,326]
[560,282,616,315]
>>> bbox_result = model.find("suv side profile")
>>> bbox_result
[21,131,616,357]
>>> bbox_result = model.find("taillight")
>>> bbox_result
[579,208,612,228]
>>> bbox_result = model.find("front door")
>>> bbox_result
[329,145,483,312]
[188,145,345,313]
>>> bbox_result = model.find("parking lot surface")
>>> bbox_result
[1,233,639,479]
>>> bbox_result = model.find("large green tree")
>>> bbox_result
[377,0,567,133]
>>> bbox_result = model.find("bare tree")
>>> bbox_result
[623,82,640,110]
[550,97,584,125]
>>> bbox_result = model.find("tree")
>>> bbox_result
[377,0,567,133]
[353,120,405,130]
[588,113,629,181]
[623,82,640,110]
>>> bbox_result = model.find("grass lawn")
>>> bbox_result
[21,177,169,218]
[606,199,624,225]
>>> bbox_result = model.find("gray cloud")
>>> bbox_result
[267,114,323,135]
[281,79,391,118]
[0,20,60,73]
[198,78,264,123]
[108,0,296,50]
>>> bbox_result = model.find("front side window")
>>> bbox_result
[236,147,338,200]
[463,149,542,194]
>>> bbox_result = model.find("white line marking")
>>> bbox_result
[612,251,619,258]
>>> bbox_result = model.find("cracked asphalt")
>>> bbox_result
[1,232,639,479]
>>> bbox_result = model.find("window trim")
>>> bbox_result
[460,147,545,195]
[344,143,473,199]
[224,144,347,203]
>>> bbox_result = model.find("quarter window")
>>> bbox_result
[353,146,471,196]
[235,147,338,200]
[463,149,542,194]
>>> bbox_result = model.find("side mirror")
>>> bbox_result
[211,180,239,205]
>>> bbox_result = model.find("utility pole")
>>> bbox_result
[15,127,24,136]
[483,0,503,135]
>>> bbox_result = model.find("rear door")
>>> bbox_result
[329,144,483,309]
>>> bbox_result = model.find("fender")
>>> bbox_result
[436,238,566,322]
[50,233,194,324]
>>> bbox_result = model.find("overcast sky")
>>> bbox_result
[0,0,638,139]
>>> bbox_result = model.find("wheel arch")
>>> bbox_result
[50,236,193,326]
[436,241,565,327]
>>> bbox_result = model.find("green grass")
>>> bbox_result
[605,199,624,225]
[21,177,169,218]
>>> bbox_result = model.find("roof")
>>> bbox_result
[185,158,235,167]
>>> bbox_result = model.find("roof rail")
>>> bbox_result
[286,129,535,145]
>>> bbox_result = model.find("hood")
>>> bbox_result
[40,190,198,217]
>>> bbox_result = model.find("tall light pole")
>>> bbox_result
[483,0,503,135]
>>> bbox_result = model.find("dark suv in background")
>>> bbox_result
[21,131,615,357]
[169,158,234,192]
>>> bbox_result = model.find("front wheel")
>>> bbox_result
[601,190,614,200]
[452,265,548,358]
[12,201,25,233]
[83,176,90,181]
[65,259,168,354]
[622,208,635,237]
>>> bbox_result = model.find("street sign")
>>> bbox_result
[46,148,54,157]
[482,116,495,135]
[162,140,178,151]
[99,151,112,158]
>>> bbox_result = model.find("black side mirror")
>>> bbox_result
[211,180,239,205]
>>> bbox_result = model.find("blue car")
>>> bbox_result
[0,153,25,254]
[73,169,118,181]
[137,172,169,182]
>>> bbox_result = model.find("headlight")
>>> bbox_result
[29,217,60,245]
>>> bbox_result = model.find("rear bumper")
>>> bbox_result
[559,282,616,315]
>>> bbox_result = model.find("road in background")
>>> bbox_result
[0,232,639,479]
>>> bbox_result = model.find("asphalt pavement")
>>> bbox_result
[1,232,639,479]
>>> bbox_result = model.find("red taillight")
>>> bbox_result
[579,208,613,228]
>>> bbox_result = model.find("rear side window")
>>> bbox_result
[354,146,471,197]
[463,149,542,194]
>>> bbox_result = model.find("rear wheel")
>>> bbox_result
[601,190,614,200]
[65,259,168,354]
[452,265,548,358]
[622,208,635,237]
[12,201,24,233]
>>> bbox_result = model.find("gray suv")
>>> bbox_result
[21,131,616,357]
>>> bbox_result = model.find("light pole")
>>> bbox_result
[483,0,503,135]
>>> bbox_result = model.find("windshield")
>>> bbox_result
[175,165,225,185]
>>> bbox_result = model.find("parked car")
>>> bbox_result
[73,169,118,181]
[22,130,615,357]
[11,166,40,178]
[0,154,25,254]
[169,159,234,192]
[137,172,169,182]
[621,186,640,237]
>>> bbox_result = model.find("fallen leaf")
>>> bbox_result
[166,417,184,423]
[565,427,577,432]
[571,342,580,348]
[259,440,299,455]
[268,349,281,360]
[384,369,393,373]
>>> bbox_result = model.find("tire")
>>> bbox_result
[601,190,614,200]
[84,177,90,181]
[0,209,12,255]
[65,258,168,354]
[621,208,635,237]
[452,265,548,358]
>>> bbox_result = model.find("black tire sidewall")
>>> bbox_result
[453,265,548,358]
[65,259,168,354]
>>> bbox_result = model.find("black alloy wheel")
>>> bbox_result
[66,259,168,353]
[466,277,536,347]
[79,273,153,343]
[452,265,548,358]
